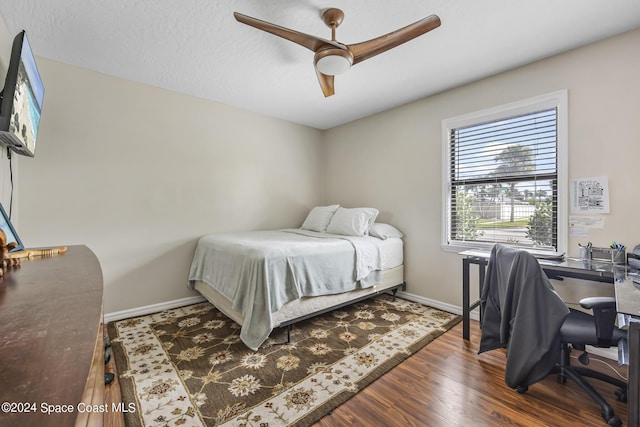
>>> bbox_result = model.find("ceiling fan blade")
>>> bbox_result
[234,12,344,53]
[347,14,441,65]
[315,68,335,97]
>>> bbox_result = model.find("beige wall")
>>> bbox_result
[1,14,638,316]
[324,28,640,308]
[0,20,324,313]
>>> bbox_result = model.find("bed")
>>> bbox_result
[188,205,405,350]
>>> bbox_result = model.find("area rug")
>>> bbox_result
[108,295,460,426]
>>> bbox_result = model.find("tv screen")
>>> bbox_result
[0,30,44,157]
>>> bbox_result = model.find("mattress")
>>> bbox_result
[193,264,404,329]
[377,237,404,270]
[189,230,404,349]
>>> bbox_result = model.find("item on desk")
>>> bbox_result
[589,245,625,264]
[591,246,609,260]
[0,228,20,276]
[611,241,626,264]
[578,244,591,260]
[610,241,625,251]
[9,246,68,260]
[612,247,626,264]
[627,244,640,270]
[533,251,565,261]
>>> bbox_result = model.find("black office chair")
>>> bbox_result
[558,297,627,426]
[480,244,627,426]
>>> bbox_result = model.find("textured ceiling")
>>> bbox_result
[1,0,640,129]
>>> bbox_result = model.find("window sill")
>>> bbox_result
[442,242,565,258]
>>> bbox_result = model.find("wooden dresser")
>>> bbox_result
[0,245,104,427]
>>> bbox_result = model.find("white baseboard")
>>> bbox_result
[585,346,618,361]
[105,292,619,360]
[105,291,478,325]
[109,293,617,363]
[104,295,206,323]
[397,291,480,321]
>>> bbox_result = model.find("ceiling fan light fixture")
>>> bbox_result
[234,8,441,96]
[314,48,353,75]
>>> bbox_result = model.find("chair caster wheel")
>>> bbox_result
[516,385,528,394]
[105,372,115,385]
[614,388,627,402]
[557,374,567,384]
[607,416,621,427]
[578,351,590,365]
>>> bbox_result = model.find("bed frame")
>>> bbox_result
[193,264,406,345]
[278,281,406,344]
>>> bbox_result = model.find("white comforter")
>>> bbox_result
[188,229,383,350]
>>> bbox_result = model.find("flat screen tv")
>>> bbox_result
[0,30,44,157]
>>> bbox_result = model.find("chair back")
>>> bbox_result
[480,243,569,389]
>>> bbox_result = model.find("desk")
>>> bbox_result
[0,246,104,427]
[615,274,640,427]
[460,249,640,427]
[461,249,616,340]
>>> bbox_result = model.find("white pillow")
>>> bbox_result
[369,223,404,240]
[326,207,379,237]
[300,205,340,232]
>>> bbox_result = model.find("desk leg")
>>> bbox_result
[629,322,639,427]
[463,258,470,340]
[478,262,485,324]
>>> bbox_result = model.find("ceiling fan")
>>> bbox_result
[234,8,441,97]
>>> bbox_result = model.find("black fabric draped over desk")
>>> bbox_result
[459,249,640,427]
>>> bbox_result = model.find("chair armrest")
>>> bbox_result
[579,296,618,345]
[579,296,616,310]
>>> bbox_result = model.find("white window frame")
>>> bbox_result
[441,90,568,254]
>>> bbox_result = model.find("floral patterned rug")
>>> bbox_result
[108,295,460,426]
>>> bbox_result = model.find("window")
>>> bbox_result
[442,90,568,254]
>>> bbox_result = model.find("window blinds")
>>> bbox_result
[448,108,558,250]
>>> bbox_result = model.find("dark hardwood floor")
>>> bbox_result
[105,319,628,426]
[104,330,125,427]
[316,320,628,427]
